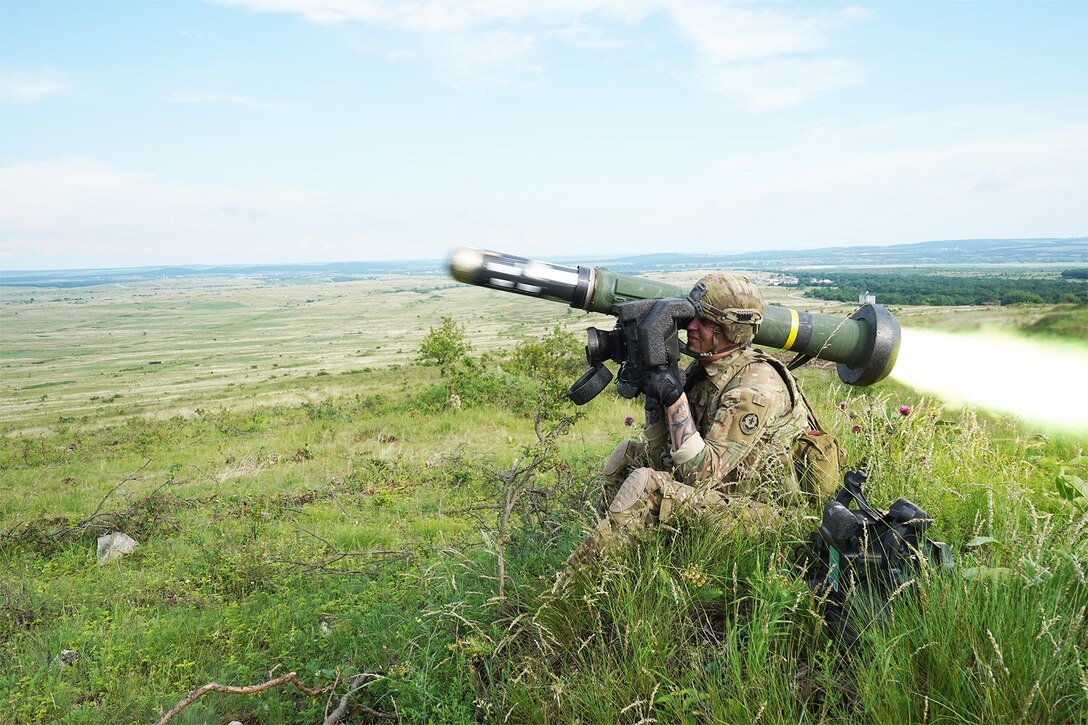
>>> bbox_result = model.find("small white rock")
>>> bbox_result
[52,649,80,668]
[96,532,139,565]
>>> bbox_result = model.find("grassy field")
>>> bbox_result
[1,274,1086,724]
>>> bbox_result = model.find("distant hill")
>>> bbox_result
[1,237,1083,287]
[0,259,445,288]
[576,237,1087,272]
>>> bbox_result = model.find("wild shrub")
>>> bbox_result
[410,318,588,415]
[417,315,472,382]
[505,324,585,383]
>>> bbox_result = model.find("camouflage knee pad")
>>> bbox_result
[584,468,663,555]
[607,467,692,530]
[600,440,646,510]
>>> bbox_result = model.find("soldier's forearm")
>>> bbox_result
[666,395,697,451]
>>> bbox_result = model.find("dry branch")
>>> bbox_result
[321,673,395,724]
[272,548,412,575]
[48,458,157,538]
[154,671,332,725]
[275,524,412,574]
[1,459,181,552]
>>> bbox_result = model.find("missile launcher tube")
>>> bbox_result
[449,247,899,386]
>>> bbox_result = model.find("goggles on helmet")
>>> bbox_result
[688,281,763,326]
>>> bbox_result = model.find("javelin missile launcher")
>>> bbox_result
[449,247,900,404]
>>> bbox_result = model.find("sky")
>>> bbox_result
[0,0,1085,271]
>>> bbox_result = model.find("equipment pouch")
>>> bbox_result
[793,430,842,501]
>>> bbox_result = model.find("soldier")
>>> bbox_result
[578,272,837,560]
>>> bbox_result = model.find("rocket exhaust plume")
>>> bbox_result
[891,327,1088,434]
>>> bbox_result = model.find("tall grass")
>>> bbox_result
[1,347,1085,723]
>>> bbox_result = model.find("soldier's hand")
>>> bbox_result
[645,365,684,408]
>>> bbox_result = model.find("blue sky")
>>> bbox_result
[0,0,1085,270]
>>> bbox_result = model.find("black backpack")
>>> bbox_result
[807,470,954,647]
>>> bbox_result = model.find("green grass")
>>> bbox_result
[1,277,1086,723]
[1023,303,1088,338]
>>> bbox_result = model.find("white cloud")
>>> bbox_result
[421,28,544,87]
[695,107,1088,245]
[666,0,867,106]
[0,70,72,104]
[0,157,329,268]
[668,0,832,64]
[162,89,281,109]
[213,0,653,31]
[702,57,865,111]
[211,0,869,109]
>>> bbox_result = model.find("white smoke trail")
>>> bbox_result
[891,327,1088,434]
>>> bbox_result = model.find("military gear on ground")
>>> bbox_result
[792,429,843,501]
[689,273,764,347]
[807,471,954,647]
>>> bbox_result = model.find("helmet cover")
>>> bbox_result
[689,273,764,346]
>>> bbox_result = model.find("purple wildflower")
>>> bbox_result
[624,415,635,427]
[852,424,862,433]
[898,405,912,417]
[838,401,847,410]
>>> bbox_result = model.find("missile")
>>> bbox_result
[449,247,900,387]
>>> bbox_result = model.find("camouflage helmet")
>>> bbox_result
[688,272,764,346]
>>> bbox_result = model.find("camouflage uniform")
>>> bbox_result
[579,273,817,560]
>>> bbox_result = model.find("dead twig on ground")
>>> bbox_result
[275,523,412,574]
[0,459,183,552]
[154,671,333,725]
[46,458,158,538]
[321,672,395,724]
[485,399,580,607]
[272,549,412,575]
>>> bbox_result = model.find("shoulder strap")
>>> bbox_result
[683,363,707,394]
[719,348,828,433]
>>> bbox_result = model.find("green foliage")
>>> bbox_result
[407,322,586,416]
[800,270,1088,306]
[409,365,538,414]
[505,324,585,383]
[1022,306,1088,338]
[1000,289,1044,305]
[499,527,828,722]
[2,320,1087,724]
[417,315,472,379]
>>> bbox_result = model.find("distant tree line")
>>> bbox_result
[794,272,1088,306]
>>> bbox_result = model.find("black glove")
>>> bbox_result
[645,364,684,408]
